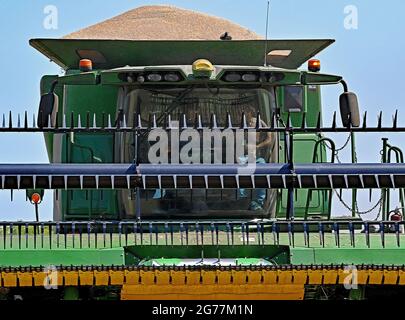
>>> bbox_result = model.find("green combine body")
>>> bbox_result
[1,28,405,301]
[35,38,332,221]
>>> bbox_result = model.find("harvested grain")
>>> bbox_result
[63,5,262,40]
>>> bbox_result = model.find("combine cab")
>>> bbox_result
[1,7,405,300]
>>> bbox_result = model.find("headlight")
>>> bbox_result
[147,73,162,82]
[242,73,258,82]
[224,73,242,82]
[164,73,181,82]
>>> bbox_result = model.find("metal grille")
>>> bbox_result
[0,220,403,250]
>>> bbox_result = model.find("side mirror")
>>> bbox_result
[339,92,360,127]
[37,92,58,128]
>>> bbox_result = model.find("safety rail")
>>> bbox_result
[0,111,404,133]
[382,139,405,220]
[1,111,405,221]
[304,138,336,219]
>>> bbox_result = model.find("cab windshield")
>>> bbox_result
[116,86,278,219]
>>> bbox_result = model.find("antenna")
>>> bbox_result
[264,1,270,66]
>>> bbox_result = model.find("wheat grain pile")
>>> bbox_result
[63,5,262,40]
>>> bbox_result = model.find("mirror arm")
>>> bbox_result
[341,79,349,93]
[50,80,58,93]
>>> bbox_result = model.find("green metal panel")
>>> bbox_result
[301,72,342,85]
[30,38,334,70]
[3,246,405,267]
[101,65,303,86]
[275,84,329,218]
[125,245,290,264]
[62,133,118,219]
[277,133,328,218]
[305,84,323,126]
[0,249,124,267]
[277,85,322,127]
[291,247,405,265]
[62,82,117,120]
[59,82,119,220]
[57,71,100,85]
[39,76,121,220]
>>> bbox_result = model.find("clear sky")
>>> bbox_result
[0,0,404,221]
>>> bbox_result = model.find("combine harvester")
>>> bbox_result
[1,5,405,300]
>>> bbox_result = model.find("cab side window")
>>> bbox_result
[284,86,304,113]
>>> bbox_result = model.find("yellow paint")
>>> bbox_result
[171,270,186,285]
[78,270,94,286]
[140,270,155,285]
[277,270,293,284]
[124,270,139,285]
[217,270,232,285]
[356,269,369,285]
[292,269,308,285]
[398,270,405,285]
[155,270,170,285]
[1,267,404,294]
[368,270,384,285]
[384,269,398,285]
[201,270,216,285]
[246,270,262,285]
[185,270,200,285]
[322,269,338,285]
[109,270,125,286]
[94,270,109,286]
[17,272,32,287]
[2,272,17,287]
[307,269,322,285]
[121,284,305,300]
[63,270,79,286]
[262,270,277,284]
[33,271,47,287]
[231,270,247,285]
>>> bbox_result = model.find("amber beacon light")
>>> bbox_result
[308,59,321,72]
[79,59,93,72]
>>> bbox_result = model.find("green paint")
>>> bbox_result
[143,258,272,266]
[63,133,118,219]
[57,71,100,86]
[349,286,365,300]
[26,35,400,273]
[277,133,329,218]
[301,72,342,85]
[0,249,124,267]
[125,245,290,264]
[101,65,303,86]
[30,39,334,70]
[63,287,80,301]
[291,247,405,265]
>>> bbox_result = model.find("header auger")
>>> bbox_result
[1,6,405,301]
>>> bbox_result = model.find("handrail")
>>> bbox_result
[304,138,336,219]
[383,141,405,219]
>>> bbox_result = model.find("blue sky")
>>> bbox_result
[0,0,404,220]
